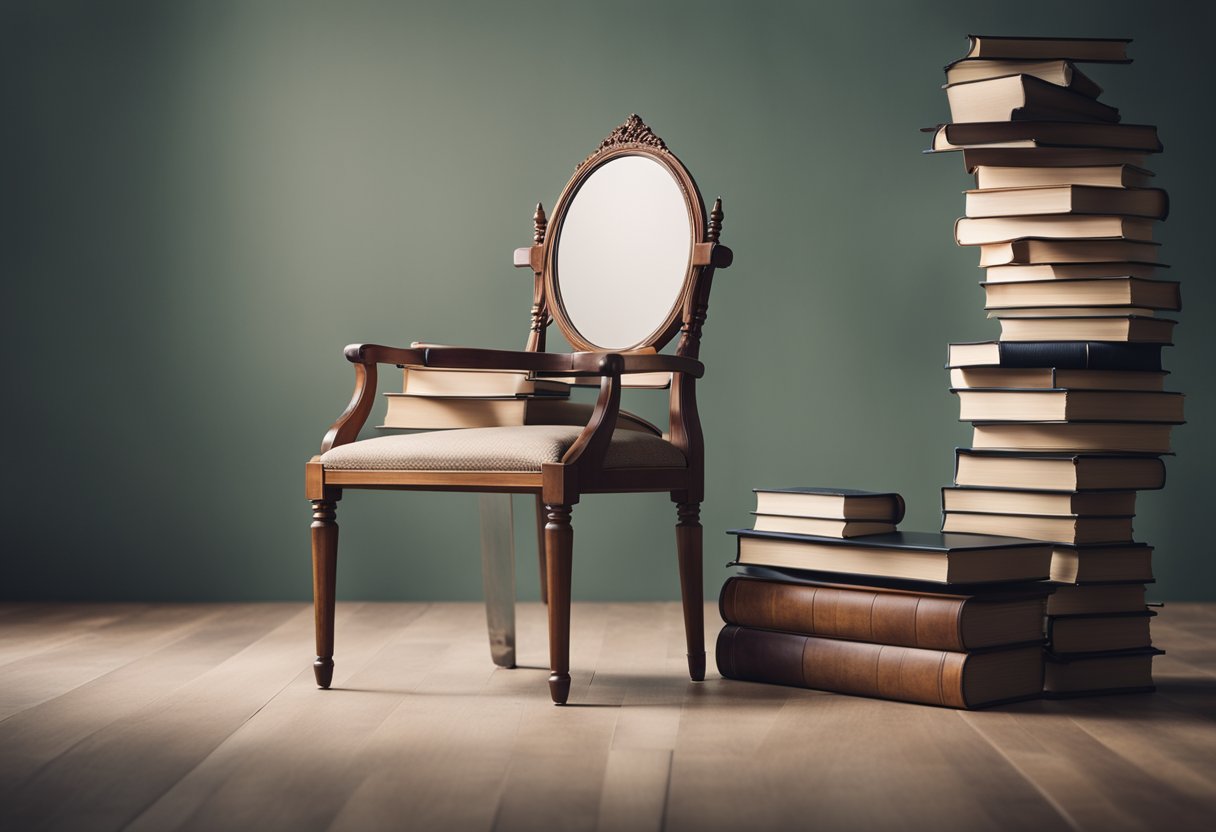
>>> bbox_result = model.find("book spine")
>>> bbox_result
[720,578,968,651]
[716,626,970,708]
[996,342,1162,371]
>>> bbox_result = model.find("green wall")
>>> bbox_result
[4,0,1212,602]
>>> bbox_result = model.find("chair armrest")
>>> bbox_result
[344,343,427,366]
[422,346,704,378]
[609,352,704,378]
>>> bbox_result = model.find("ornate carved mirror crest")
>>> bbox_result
[542,115,711,353]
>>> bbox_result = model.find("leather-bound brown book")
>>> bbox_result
[716,625,1043,709]
[719,576,1047,651]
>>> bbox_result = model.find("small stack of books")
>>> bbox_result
[927,35,1179,696]
[718,488,1054,708]
[751,486,905,538]
[381,365,572,429]
[378,344,671,430]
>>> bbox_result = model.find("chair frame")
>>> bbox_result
[305,115,733,704]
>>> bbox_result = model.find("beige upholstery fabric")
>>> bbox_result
[320,425,686,472]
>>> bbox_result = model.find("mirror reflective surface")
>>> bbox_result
[554,155,693,350]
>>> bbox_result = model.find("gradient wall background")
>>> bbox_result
[4,0,1212,602]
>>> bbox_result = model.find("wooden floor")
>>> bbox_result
[0,602,1213,832]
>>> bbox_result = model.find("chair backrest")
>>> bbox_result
[521,115,727,364]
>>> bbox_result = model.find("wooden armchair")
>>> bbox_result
[305,115,732,704]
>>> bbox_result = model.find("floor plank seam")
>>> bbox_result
[955,712,1083,832]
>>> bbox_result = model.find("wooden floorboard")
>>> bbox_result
[0,601,1210,832]
[0,604,228,722]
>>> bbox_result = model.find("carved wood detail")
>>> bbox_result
[533,202,548,245]
[579,113,669,168]
[526,202,550,351]
[707,197,723,244]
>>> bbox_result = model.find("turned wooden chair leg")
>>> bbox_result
[534,495,549,605]
[478,493,516,668]
[311,498,339,688]
[544,503,573,704]
[676,502,706,682]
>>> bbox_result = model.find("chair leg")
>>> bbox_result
[311,499,339,688]
[676,502,706,682]
[534,495,549,605]
[544,503,573,704]
[478,493,516,669]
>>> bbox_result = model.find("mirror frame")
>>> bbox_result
[542,115,708,354]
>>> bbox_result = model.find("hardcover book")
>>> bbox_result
[953,389,1184,423]
[949,367,1167,392]
[944,74,1121,124]
[995,315,1175,344]
[958,35,1132,63]
[1050,543,1155,584]
[400,366,570,398]
[728,529,1051,584]
[716,626,1044,709]
[947,340,1164,371]
[1043,647,1162,696]
[750,515,896,538]
[981,277,1180,310]
[751,488,906,522]
[928,121,1161,152]
[719,575,1048,651]
[973,164,1152,189]
[984,263,1166,282]
[1047,610,1154,654]
[953,449,1167,491]
[959,147,1150,170]
[956,215,1154,246]
[942,486,1137,517]
[1047,583,1147,615]
[970,421,1174,454]
[964,186,1167,220]
[978,239,1160,266]
[940,510,1134,546]
[944,59,1103,97]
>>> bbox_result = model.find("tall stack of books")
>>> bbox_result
[719,488,1054,709]
[927,35,1179,696]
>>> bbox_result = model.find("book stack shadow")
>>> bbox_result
[927,35,1181,696]
[720,488,1054,709]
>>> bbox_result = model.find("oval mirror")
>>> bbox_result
[551,154,694,351]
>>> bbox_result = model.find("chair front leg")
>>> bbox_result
[310,498,339,688]
[676,502,706,682]
[544,503,574,704]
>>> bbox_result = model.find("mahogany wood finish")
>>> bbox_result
[675,502,706,681]
[305,115,732,703]
[544,504,574,705]
[310,499,339,688]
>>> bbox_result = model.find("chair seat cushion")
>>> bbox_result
[319,425,687,472]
